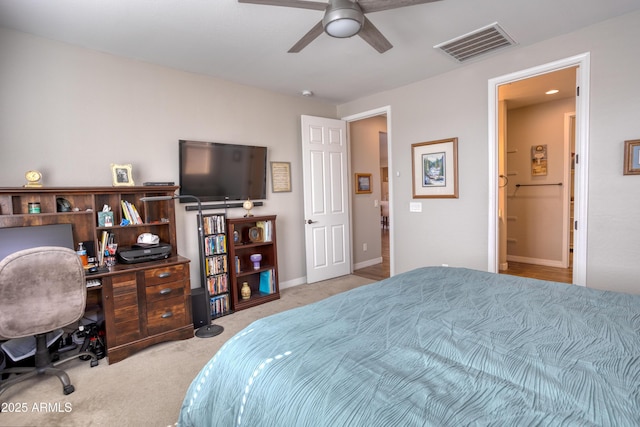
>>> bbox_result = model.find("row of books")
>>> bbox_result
[205,254,228,276]
[207,274,228,296]
[258,269,276,295]
[204,234,226,256]
[256,220,273,242]
[210,294,230,318]
[202,214,225,235]
[121,200,143,224]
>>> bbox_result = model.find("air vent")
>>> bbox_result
[434,22,516,62]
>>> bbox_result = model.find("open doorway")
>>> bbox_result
[488,53,590,286]
[352,129,390,281]
[342,107,393,282]
[498,67,576,283]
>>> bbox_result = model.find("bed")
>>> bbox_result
[178,267,640,426]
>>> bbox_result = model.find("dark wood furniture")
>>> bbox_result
[0,186,192,364]
[227,215,279,311]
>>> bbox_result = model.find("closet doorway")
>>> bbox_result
[499,68,575,282]
[489,53,590,286]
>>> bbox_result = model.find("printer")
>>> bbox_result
[117,242,172,264]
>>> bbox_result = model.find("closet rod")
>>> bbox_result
[515,183,562,187]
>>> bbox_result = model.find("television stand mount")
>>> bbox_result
[184,201,264,212]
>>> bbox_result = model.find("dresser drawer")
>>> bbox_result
[145,280,185,304]
[144,264,186,286]
[146,296,188,335]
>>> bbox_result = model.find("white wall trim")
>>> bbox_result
[488,53,590,285]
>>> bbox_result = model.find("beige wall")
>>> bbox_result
[338,10,640,294]
[506,97,575,264]
[349,116,387,267]
[0,28,337,289]
[3,10,640,294]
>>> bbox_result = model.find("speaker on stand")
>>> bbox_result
[191,287,209,329]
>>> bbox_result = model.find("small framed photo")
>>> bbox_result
[623,139,640,175]
[411,137,458,198]
[355,173,372,194]
[271,161,292,193]
[111,163,135,186]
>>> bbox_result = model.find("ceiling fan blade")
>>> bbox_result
[238,0,327,11]
[288,21,325,53]
[358,0,442,14]
[358,17,393,53]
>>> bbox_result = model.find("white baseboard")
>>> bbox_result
[279,276,307,290]
[507,255,565,268]
[353,257,383,271]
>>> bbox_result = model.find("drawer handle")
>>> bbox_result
[159,288,172,295]
[161,311,173,319]
[158,272,171,279]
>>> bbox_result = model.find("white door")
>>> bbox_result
[301,115,351,283]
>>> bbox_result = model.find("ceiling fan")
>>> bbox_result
[238,0,442,53]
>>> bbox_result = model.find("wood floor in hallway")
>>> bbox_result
[353,229,573,284]
[500,261,573,284]
[353,229,390,282]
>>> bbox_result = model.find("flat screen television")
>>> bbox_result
[0,223,75,261]
[179,140,268,202]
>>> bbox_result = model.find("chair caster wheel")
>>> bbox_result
[90,359,99,367]
[63,384,75,395]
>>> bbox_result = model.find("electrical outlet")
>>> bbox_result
[363,243,367,252]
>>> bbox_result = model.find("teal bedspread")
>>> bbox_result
[178,267,640,426]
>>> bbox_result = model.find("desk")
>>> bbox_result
[0,186,193,364]
[84,256,192,364]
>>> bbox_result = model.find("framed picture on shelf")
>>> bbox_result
[355,173,372,194]
[411,137,458,198]
[270,161,292,192]
[623,139,640,175]
[111,163,135,187]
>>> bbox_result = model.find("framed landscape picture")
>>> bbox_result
[411,138,458,198]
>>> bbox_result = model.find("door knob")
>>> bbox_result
[306,219,316,224]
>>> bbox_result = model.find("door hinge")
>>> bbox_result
[575,154,579,164]
[574,220,578,230]
[577,86,580,96]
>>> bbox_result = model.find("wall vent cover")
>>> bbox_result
[434,22,516,62]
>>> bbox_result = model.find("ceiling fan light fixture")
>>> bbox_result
[322,0,364,38]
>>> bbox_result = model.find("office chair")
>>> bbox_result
[0,246,98,400]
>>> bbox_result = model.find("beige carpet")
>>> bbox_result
[1,274,374,427]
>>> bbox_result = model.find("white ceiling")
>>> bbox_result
[1,0,638,104]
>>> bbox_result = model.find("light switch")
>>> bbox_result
[409,202,422,212]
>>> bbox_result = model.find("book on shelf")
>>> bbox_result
[205,254,228,276]
[203,214,226,235]
[204,234,226,256]
[210,294,230,317]
[256,220,272,242]
[207,274,229,295]
[120,200,143,224]
[259,269,275,294]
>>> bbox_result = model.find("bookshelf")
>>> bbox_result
[0,186,192,364]
[201,213,231,319]
[227,215,279,311]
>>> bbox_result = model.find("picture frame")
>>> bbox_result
[270,161,292,192]
[355,173,372,194]
[111,163,135,187]
[411,137,458,198]
[623,139,640,175]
